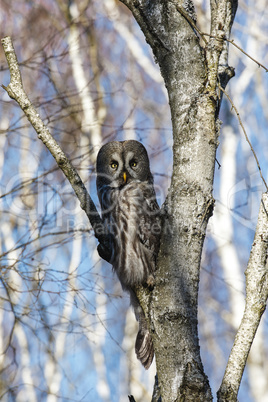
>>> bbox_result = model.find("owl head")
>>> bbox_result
[96,140,153,189]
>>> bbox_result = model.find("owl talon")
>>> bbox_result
[145,274,155,290]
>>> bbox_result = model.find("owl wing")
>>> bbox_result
[137,183,161,269]
[133,187,160,369]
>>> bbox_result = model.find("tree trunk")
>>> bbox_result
[120,1,237,400]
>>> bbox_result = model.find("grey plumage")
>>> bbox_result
[96,140,161,369]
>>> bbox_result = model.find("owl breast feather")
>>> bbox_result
[100,181,160,290]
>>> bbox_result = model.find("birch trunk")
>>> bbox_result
[119,1,237,400]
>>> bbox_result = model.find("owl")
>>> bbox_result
[96,140,161,369]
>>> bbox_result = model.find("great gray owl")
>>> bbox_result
[96,140,161,369]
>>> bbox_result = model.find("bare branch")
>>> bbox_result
[217,193,268,401]
[1,36,111,259]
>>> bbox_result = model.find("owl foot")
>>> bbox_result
[145,274,155,290]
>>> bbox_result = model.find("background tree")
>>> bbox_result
[0,0,268,401]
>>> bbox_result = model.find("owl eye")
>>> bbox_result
[130,160,137,169]
[110,161,118,170]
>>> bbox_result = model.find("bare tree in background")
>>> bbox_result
[0,0,268,401]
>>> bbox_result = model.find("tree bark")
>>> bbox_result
[119,1,237,400]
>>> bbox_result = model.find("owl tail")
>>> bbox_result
[135,325,154,369]
[130,290,154,369]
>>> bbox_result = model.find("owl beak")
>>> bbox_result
[123,171,127,184]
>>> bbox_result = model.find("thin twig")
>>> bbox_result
[219,84,268,192]
[176,7,268,73]
[202,33,268,73]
